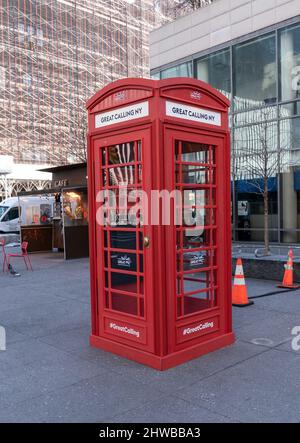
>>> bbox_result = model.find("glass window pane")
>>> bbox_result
[181,227,212,248]
[234,106,277,127]
[279,101,300,118]
[279,24,300,102]
[176,141,212,163]
[196,49,231,98]
[102,141,141,166]
[161,62,193,79]
[233,121,279,241]
[181,249,210,271]
[280,117,300,151]
[234,229,278,243]
[109,230,140,250]
[182,290,216,315]
[107,142,135,165]
[111,292,138,316]
[151,72,160,80]
[182,271,210,293]
[233,34,277,111]
[105,251,138,272]
[110,272,138,293]
[279,118,300,243]
[177,165,214,185]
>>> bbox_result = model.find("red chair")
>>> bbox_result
[0,239,8,272]
[7,241,33,271]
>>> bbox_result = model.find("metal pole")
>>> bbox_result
[4,174,8,199]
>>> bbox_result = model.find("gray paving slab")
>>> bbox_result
[275,338,300,354]
[232,304,274,330]
[38,327,91,353]
[235,310,300,348]
[107,395,238,423]
[1,253,300,422]
[78,340,266,395]
[0,336,91,376]
[0,299,90,338]
[0,372,165,423]
[3,326,29,345]
[0,347,109,408]
[175,348,300,423]
[250,291,300,315]
[0,287,70,312]
[244,278,283,296]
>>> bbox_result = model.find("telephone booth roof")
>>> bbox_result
[86,77,230,135]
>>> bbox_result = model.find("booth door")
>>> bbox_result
[164,128,228,352]
[94,128,155,352]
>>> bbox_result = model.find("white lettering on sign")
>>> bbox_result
[109,322,140,338]
[183,321,214,336]
[117,255,132,268]
[190,254,205,266]
[95,101,149,128]
[166,101,221,126]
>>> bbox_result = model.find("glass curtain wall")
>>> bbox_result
[153,21,300,243]
[232,34,278,243]
[279,25,300,243]
[160,61,193,79]
[196,49,231,101]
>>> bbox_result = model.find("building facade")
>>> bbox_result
[0,0,175,167]
[150,0,300,244]
[0,0,177,199]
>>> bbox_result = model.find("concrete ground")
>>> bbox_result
[0,252,300,423]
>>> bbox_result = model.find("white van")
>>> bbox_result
[0,196,54,233]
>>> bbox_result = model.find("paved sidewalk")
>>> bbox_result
[0,253,300,423]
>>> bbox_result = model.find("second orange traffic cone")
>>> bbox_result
[232,258,254,307]
[277,249,300,289]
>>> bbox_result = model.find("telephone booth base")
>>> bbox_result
[90,332,235,371]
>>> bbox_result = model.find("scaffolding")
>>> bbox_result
[0,0,174,166]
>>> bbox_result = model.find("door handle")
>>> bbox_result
[143,236,150,248]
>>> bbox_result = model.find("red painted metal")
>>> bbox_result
[87,78,235,370]
[7,241,33,271]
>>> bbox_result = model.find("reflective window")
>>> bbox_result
[233,122,279,242]
[175,141,217,316]
[161,62,193,79]
[279,117,300,242]
[233,34,277,111]
[280,101,300,118]
[7,207,19,221]
[196,49,231,98]
[234,106,277,127]
[279,24,300,102]
[155,22,300,244]
[280,117,300,152]
[100,139,145,318]
[151,72,160,80]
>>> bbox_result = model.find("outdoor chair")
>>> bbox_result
[7,241,33,271]
[0,239,8,272]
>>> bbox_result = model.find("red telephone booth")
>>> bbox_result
[86,78,235,370]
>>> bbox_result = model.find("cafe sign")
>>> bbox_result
[52,179,69,188]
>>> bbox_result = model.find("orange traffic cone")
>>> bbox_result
[232,258,254,307]
[277,249,300,289]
